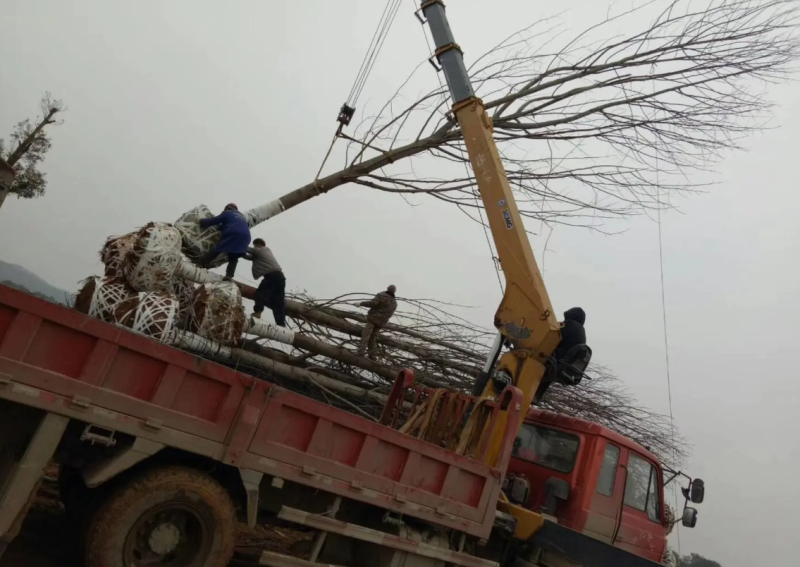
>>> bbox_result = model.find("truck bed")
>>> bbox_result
[0,284,503,538]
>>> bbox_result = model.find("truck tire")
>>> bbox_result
[84,465,237,567]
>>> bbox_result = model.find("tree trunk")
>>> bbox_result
[244,127,454,225]
[282,299,481,375]
[5,108,59,167]
[228,348,394,408]
[240,339,382,391]
[302,302,484,361]
[224,275,483,363]
[0,107,59,213]
[177,262,463,386]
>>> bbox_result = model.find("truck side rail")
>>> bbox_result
[0,285,518,538]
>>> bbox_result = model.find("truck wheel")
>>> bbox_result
[84,466,237,567]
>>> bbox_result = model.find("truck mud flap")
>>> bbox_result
[525,521,662,567]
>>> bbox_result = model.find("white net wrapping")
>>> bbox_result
[175,259,222,284]
[85,277,139,326]
[174,204,225,266]
[245,199,284,226]
[131,291,179,343]
[188,282,246,346]
[171,331,232,358]
[243,317,295,345]
[123,222,183,292]
[99,232,137,278]
[176,200,285,265]
[79,277,180,344]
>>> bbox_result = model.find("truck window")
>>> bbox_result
[624,454,661,523]
[596,443,620,496]
[514,423,579,473]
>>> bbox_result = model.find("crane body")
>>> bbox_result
[0,4,706,567]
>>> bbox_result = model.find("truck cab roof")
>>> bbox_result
[525,407,662,466]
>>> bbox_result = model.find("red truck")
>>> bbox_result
[0,286,703,567]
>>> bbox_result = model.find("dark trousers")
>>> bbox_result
[254,272,287,327]
[199,250,245,279]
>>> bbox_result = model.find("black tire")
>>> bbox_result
[84,465,237,567]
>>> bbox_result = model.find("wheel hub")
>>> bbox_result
[126,505,209,566]
[148,522,181,556]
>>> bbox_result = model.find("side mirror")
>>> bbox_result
[681,507,698,528]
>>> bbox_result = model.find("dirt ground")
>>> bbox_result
[2,466,311,567]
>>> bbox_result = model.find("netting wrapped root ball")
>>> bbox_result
[75,276,139,326]
[123,222,183,292]
[188,281,246,346]
[130,291,180,343]
[99,232,137,278]
[174,204,225,266]
[76,276,179,343]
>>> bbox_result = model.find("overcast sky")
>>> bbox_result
[2,1,798,565]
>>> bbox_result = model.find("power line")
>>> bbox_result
[656,149,681,558]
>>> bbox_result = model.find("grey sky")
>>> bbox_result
[1,1,798,565]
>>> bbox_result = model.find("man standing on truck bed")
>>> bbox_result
[247,238,286,327]
[358,285,397,358]
[197,203,252,281]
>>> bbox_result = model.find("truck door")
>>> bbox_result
[584,440,623,543]
[614,451,666,562]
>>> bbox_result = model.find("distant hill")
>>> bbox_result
[0,260,71,305]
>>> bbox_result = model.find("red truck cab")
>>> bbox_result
[506,409,669,563]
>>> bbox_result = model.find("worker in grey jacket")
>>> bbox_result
[246,238,286,326]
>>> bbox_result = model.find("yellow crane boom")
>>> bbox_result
[420,1,562,462]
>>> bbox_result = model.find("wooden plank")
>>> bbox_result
[277,506,499,567]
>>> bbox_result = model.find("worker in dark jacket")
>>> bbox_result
[247,238,286,327]
[534,307,587,404]
[553,307,586,359]
[198,203,251,281]
[358,285,397,358]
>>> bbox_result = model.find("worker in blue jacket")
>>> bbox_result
[197,203,252,281]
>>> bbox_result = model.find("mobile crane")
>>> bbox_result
[0,3,704,567]
[414,0,593,536]
[394,1,705,564]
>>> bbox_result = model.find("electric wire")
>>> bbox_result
[656,145,682,559]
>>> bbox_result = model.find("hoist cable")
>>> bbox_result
[346,0,393,105]
[346,0,403,108]
[352,0,404,105]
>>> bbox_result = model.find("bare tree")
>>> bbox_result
[0,93,65,211]
[249,1,797,232]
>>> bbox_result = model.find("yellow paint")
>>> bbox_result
[452,97,561,465]
[498,501,546,540]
